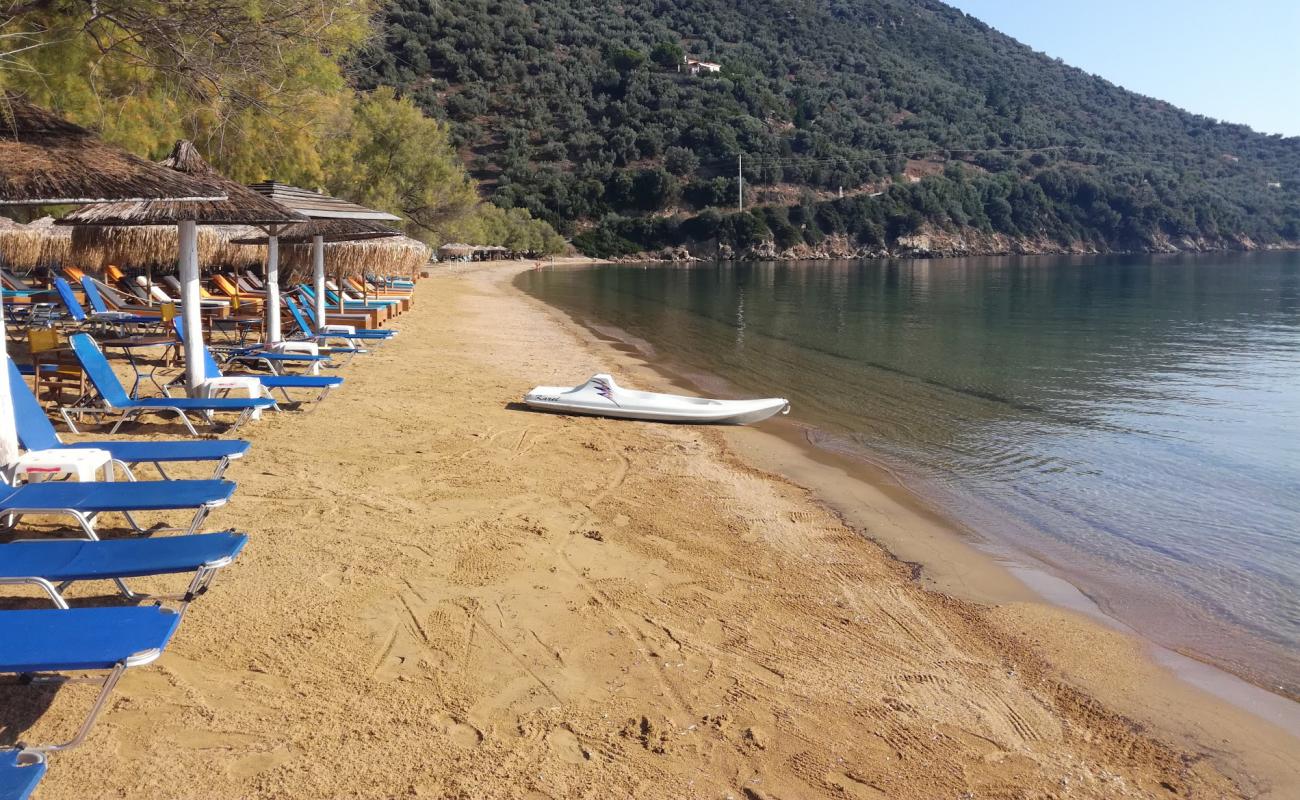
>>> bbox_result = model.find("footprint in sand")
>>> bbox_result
[826,771,887,799]
[435,712,483,748]
[228,745,295,779]
[545,726,589,764]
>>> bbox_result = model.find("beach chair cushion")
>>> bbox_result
[68,439,250,464]
[258,375,342,389]
[0,479,235,514]
[0,606,181,673]
[0,532,246,583]
[131,395,274,411]
[52,277,87,322]
[0,750,45,800]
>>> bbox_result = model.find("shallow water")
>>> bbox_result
[518,253,1300,695]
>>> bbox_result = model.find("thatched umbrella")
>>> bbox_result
[247,182,399,331]
[0,216,41,270]
[68,224,265,272]
[232,218,402,315]
[0,97,226,464]
[437,242,474,260]
[279,236,431,283]
[0,93,227,205]
[61,141,304,392]
[0,216,74,270]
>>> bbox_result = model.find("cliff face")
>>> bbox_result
[617,228,1297,263]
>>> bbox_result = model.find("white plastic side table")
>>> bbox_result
[15,448,114,483]
[199,377,268,419]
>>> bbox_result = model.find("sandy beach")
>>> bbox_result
[11,259,1299,799]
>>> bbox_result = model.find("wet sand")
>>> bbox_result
[8,260,1298,798]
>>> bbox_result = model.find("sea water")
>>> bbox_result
[519,253,1300,695]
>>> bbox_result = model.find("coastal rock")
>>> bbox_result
[610,226,1296,263]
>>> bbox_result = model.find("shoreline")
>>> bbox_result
[29,259,1298,799]
[504,258,1300,791]
[515,255,1300,700]
[568,305,1300,711]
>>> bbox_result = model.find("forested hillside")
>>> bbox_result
[356,0,1300,257]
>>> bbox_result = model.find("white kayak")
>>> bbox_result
[524,374,790,425]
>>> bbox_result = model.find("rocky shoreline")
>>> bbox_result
[611,228,1300,263]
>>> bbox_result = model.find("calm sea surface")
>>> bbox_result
[518,253,1300,694]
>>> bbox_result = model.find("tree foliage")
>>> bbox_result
[0,0,565,251]
[322,87,479,237]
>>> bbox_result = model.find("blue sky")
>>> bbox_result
[946,0,1300,136]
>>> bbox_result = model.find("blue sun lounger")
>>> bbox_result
[221,344,331,374]
[51,277,152,331]
[299,284,393,315]
[0,531,246,611]
[294,298,396,341]
[278,297,364,362]
[9,359,249,480]
[284,297,376,355]
[170,320,342,405]
[65,332,275,435]
[0,478,235,539]
[0,749,44,800]
[79,278,159,326]
[0,605,182,799]
[326,287,402,314]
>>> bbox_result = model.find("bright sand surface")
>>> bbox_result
[8,259,1299,798]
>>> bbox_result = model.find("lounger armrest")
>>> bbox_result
[0,577,69,608]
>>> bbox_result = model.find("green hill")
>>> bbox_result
[354,0,1300,258]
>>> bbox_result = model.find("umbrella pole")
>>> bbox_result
[0,272,18,466]
[312,234,326,329]
[265,234,281,344]
[178,220,205,395]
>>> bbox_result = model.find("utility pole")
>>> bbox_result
[737,153,744,212]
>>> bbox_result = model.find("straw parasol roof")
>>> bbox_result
[280,236,432,281]
[247,182,401,221]
[0,216,72,269]
[0,94,228,206]
[68,224,266,272]
[229,218,401,245]
[57,140,306,228]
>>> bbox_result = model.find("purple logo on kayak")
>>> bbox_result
[592,377,620,406]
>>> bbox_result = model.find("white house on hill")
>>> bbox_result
[685,57,722,75]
